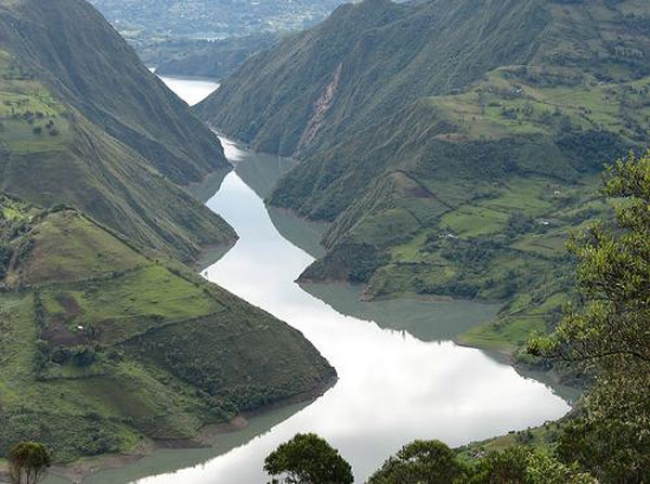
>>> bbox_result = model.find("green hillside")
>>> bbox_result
[0,0,337,465]
[0,0,236,262]
[2,0,230,185]
[0,198,334,462]
[196,0,650,357]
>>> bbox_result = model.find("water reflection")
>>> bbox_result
[82,77,570,484]
[157,76,220,106]
[182,171,569,483]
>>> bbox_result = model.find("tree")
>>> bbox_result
[530,151,650,483]
[264,433,353,484]
[467,446,530,484]
[467,447,594,484]
[368,440,466,484]
[8,442,51,484]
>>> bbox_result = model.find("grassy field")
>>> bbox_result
[432,69,650,144]
[15,211,147,286]
[0,201,334,462]
[339,70,637,356]
[0,49,73,154]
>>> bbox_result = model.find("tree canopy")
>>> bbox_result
[8,441,51,484]
[264,433,353,484]
[368,440,465,484]
[531,151,650,483]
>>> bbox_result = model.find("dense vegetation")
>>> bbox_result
[264,433,353,484]
[7,441,50,484]
[0,199,334,462]
[196,0,650,360]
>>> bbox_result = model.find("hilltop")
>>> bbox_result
[196,0,650,356]
[0,198,334,462]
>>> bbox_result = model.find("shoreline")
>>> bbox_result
[40,374,337,484]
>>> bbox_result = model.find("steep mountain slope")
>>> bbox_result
[3,0,229,185]
[0,0,235,262]
[196,0,650,354]
[0,199,334,462]
[199,0,650,156]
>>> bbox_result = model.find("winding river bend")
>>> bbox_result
[84,77,570,484]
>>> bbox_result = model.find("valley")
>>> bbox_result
[1,0,647,483]
[73,77,570,484]
[0,0,335,472]
[196,0,650,362]
[88,0,348,80]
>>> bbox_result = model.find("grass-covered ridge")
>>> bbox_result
[195,0,650,360]
[0,198,335,462]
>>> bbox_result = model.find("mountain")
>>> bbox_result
[0,199,334,462]
[0,0,235,262]
[196,0,650,354]
[87,0,348,79]
[0,0,336,463]
[5,0,230,185]
[88,0,347,40]
[153,33,279,80]
[198,0,650,156]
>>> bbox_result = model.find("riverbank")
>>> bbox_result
[59,75,568,484]
[38,375,335,484]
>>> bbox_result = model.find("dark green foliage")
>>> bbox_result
[122,302,335,415]
[468,447,529,484]
[1,412,124,462]
[368,440,466,484]
[531,152,650,483]
[555,131,628,173]
[300,241,388,284]
[264,433,353,484]
[0,242,13,278]
[70,345,97,367]
[369,440,594,484]
[556,418,650,484]
[8,441,51,484]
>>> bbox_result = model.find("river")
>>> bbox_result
[82,76,570,484]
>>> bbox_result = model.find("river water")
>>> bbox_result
[83,77,570,484]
